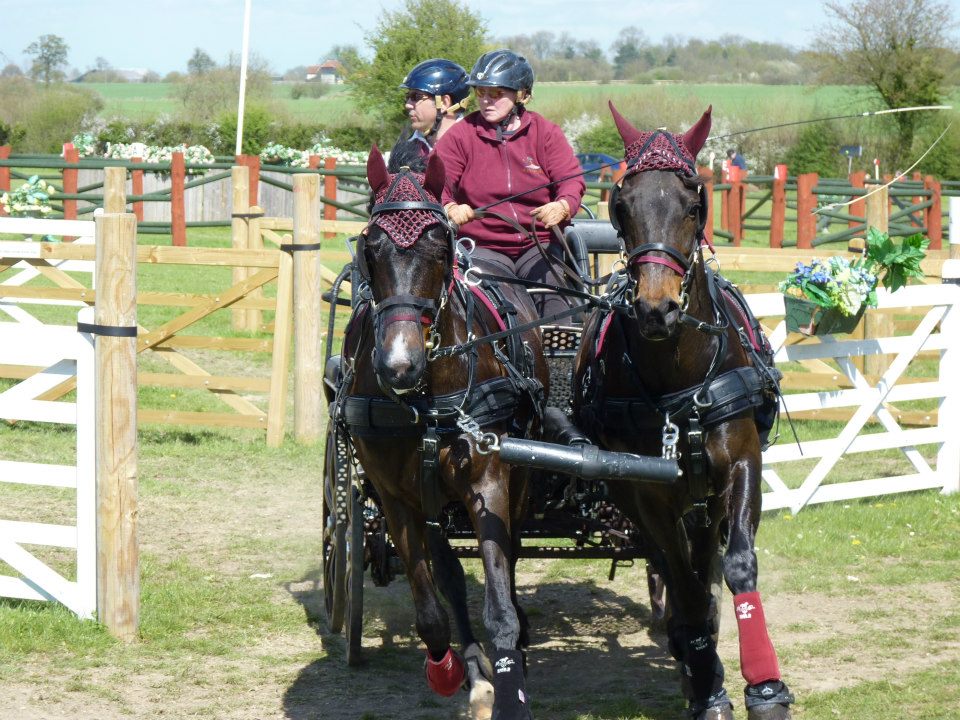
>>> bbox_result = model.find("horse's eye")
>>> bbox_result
[687,204,700,218]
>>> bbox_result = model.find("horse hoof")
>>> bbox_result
[465,644,495,720]
[424,647,465,697]
[745,681,794,720]
[697,706,734,720]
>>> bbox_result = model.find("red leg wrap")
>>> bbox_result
[733,591,781,685]
[424,647,465,697]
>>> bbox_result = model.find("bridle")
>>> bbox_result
[607,130,722,334]
[359,167,458,394]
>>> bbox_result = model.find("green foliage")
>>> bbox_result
[325,123,392,151]
[175,66,275,124]
[863,228,929,293]
[17,85,103,153]
[783,122,845,177]
[289,82,330,100]
[216,104,274,155]
[351,0,487,135]
[573,121,624,156]
[915,116,960,181]
[0,118,13,146]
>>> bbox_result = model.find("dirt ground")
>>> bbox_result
[4,450,959,720]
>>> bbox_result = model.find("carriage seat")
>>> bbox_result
[323,355,341,405]
[563,219,621,275]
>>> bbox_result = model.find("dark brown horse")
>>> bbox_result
[573,105,794,719]
[335,145,548,719]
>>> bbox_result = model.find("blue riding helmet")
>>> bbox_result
[467,49,534,93]
[400,58,470,103]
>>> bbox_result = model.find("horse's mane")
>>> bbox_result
[387,137,428,173]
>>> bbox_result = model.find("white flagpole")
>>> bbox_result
[235,0,252,156]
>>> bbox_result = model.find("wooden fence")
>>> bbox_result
[4,145,959,249]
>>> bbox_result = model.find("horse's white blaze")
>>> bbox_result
[383,328,416,372]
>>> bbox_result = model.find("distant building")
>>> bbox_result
[305,60,344,84]
[73,68,151,82]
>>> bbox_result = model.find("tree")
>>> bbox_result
[813,0,957,161]
[24,34,69,86]
[1,63,23,78]
[187,48,217,76]
[611,27,648,79]
[351,0,488,133]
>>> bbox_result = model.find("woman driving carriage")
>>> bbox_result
[398,58,471,157]
[434,49,585,316]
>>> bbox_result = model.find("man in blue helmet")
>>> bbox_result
[399,58,471,156]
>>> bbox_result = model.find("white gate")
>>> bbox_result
[0,217,98,618]
[750,282,960,513]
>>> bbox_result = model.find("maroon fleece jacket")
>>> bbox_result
[435,110,585,258]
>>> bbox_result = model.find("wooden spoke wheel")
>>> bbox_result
[344,485,365,666]
[322,425,349,634]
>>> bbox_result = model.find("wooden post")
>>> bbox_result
[247,205,264,332]
[847,170,867,253]
[170,151,186,247]
[292,173,323,444]
[795,172,818,249]
[719,175,729,233]
[770,164,787,249]
[949,197,960,260]
[247,154,261,209]
[231,165,250,331]
[697,166,714,245]
[131,156,144,222]
[0,145,10,214]
[62,144,79,221]
[924,176,942,249]
[94,211,139,641]
[103,167,127,213]
[727,166,743,245]
[865,185,892,378]
[323,157,337,239]
[267,236,294,448]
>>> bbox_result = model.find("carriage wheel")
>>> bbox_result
[322,426,348,634]
[344,485,365,666]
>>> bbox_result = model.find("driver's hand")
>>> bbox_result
[530,199,570,228]
[445,203,475,226]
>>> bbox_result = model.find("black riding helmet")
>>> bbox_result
[400,58,470,103]
[467,49,535,94]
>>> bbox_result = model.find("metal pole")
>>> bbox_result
[234,0,252,156]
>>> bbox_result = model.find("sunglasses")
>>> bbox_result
[404,92,433,104]
[474,88,511,101]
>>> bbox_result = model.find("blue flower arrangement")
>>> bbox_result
[780,229,928,335]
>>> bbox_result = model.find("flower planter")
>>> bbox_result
[783,294,865,336]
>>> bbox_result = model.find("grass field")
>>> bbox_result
[1,225,958,719]
[83,81,877,128]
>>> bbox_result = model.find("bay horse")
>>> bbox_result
[332,144,548,720]
[572,105,794,719]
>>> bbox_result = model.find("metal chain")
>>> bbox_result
[661,412,680,460]
[456,408,500,455]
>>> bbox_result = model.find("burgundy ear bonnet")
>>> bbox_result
[366,145,445,248]
[609,102,712,177]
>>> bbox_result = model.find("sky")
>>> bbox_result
[0,0,838,77]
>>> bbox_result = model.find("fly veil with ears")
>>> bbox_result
[359,147,457,328]
[607,103,713,275]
